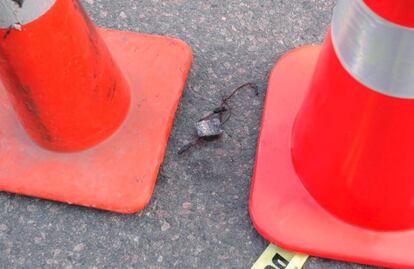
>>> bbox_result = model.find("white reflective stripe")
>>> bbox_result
[332,0,414,99]
[0,0,56,28]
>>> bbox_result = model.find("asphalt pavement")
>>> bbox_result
[0,1,382,268]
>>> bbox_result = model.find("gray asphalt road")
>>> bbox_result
[0,1,381,268]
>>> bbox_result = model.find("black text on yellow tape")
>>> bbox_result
[251,244,309,269]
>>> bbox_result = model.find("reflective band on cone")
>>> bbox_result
[249,0,414,268]
[332,0,414,99]
[0,0,56,28]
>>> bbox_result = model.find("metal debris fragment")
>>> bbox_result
[178,82,259,155]
[196,118,224,139]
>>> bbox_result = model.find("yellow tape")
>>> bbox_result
[251,244,309,269]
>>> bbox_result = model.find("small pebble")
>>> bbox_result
[0,224,8,232]
[119,11,127,19]
[161,222,171,232]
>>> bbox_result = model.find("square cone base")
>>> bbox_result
[249,46,414,269]
[0,29,192,213]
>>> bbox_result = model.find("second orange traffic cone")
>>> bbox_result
[250,0,414,268]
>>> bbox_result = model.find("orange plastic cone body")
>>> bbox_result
[0,0,131,152]
[293,0,414,232]
[364,0,414,27]
[250,0,414,268]
[0,0,192,213]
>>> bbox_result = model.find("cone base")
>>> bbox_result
[249,46,414,269]
[0,28,192,213]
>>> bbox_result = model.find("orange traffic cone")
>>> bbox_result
[250,0,414,268]
[0,0,192,213]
